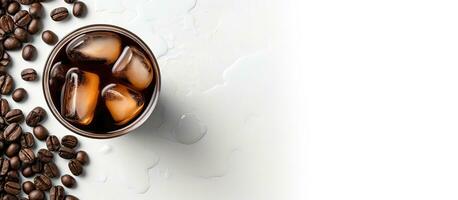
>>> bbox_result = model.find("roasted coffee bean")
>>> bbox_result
[22,166,33,177]
[0,52,9,69]
[60,175,75,188]
[0,15,14,33]
[29,3,42,18]
[22,181,35,194]
[32,125,48,140]
[19,0,34,5]
[37,149,53,163]
[26,107,46,127]
[75,151,88,165]
[18,148,34,164]
[58,146,75,159]
[5,143,20,157]
[50,7,68,21]
[31,160,42,173]
[20,132,35,148]
[7,1,20,15]
[4,123,22,142]
[0,98,9,116]
[0,73,13,94]
[5,109,24,123]
[6,170,19,182]
[61,135,77,148]
[68,160,82,176]
[21,68,37,81]
[0,158,9,175]
[72,1,85,17]
[0,30,6,45]
[3,37,21,50]
[2,194,18,200]
[4,181,20,195]
[22,45,35,61]
[0,0,8,7]
[50,185,65,200]
[64,0,76,3]
[34,175,52,191]
[12,88,27,102]
[0,116,7,129]
[14,27,29,42]
[9,156,19,170]
[43,162,59,178]
[14,10,32,27]
[46,135,60,151]
[29,190,45,200]
[27,18,40,34]
[64,195,79,200]
[42,30,57,45]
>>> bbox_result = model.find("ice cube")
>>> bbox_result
[112,46,153,90]
[49,62,69,88]
[61,68,100,125]
[66,32,122,64]
[101,83,144,125]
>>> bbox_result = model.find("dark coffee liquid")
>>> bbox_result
[49,31,156,134]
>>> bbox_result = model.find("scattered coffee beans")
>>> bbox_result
[26,106,46,127]
[22,181,36,194]
[37,148,53,163]
[73,1,86,17]
[61,174,76,188]
[14,10,32,28]
[21,68,38,81]
[14,27,29,42]
[50,185,65,200]
[7,1,20,15]
[34,174,52,191]
[46,135,61,151]
[61,135,78,148]
[5,109,24,123]
[43,162,59,178]
[33,124,49,140]
[12,88,27,102]
[22,44,36,60]
[65,195,79,200]
[29,189,45,200]
[28,18,41,34]
[59,146,75,159]
[75,150,88,165]
[42,30,57,45]
[29,2,43,18]
[50,7,68,21]
[68,159,83,176]
[0,73,13,94]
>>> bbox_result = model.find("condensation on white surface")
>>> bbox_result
[172,113,207,144]
[12,0,292,199]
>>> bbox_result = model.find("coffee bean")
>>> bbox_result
[29,190,45,200]
[46,135,60,151]
[0,73,13,94]
[50,186,65,200]
[60,174,75,188]
[29,3,42,18]
[7,1,20,15]
[22,166,33,177]
[0,15,14,33]
[14,27,29,42]
[61,135,78,148]
[0,158,9,175]
[32,125,48,140]
[27,18,40,34]
[8,156,19,170]
[2,194,17,200]
[58,146,75,159]
[50,7,68,21]
[0,52,10,69]
[64,195,79,200]
[0,98,9,116]
[19,0,34,5]
[14,10,32,27]
[22,44,35,61]
[43,162,59,178]
[41,30,57,45]
[20,132,35,148]
[12,88,27,102]
[75,151,88,165]
[4,181,20,195]
[19,148,34,165]
[0,0,8,7]
[5,143,20,157]
[37,149,53,163]
[5,109,24,123]
[73,1,85,17]
[21,68,37,81]
[3,37,21,50]
[0,116,7,129]
[4,123,22,142]
[34,175,52,191]
[31,160,42,173]
[6,170,19,182]
[26,107,46,127]
[22,181,35,194]
[64,0,76,3]
[68,159,82,176]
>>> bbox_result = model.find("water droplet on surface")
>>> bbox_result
[173,113,207,144]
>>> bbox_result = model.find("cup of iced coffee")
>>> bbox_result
[43,24,161,139]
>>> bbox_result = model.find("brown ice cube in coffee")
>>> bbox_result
[61,68,100,125]
[50,62,69,88]
[66,32,122,64]
[102,83,144,125]
[112,46,153,90]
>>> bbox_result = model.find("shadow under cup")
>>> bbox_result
[42,24,161,139]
